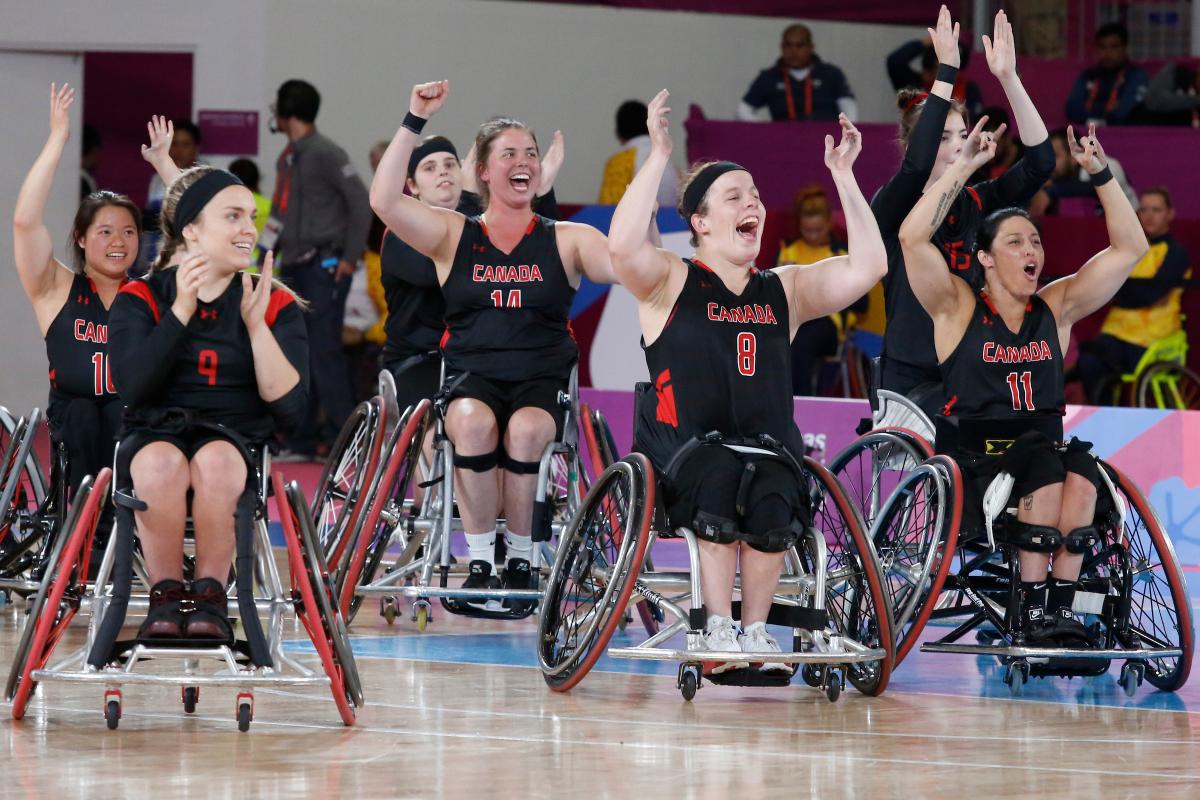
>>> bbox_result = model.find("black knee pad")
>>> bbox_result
[1063,525,1099,554]
[692,509,740,544]
[740,460,807,553]
[1008,519,1063,553]
[453,449,499,473]
[500,451,542,476]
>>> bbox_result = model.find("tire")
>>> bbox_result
[1135,362,1200,410]
[538,455,654,692]
[311,398,386,571]
[828,428,932,537]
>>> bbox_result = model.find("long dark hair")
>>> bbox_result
[70,191,142,274]
[974,207,1041,256]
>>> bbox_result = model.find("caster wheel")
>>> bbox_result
[801,664,824,688]
[182,686,199,714]
[1004,661,1028,697]
[618,612,629,632]
[415,604,429,632]
[824,674,841,703]
[105,699,121,730]
[678,665,700,701]
[1120,663,1143,698]
[382,599,397,626]
[237,702,252,732]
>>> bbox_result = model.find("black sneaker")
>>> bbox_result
[139,579,188,639]
[185,577,234,642]
[1020,605,1057,647]
[502,558,533,613]
[1046,607,1098,648]
[461,560,501,609]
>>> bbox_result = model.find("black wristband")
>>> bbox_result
[935,63,959,84]
[402,112,427,135]
[1090,165,1114,186]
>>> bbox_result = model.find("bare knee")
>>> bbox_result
[130,442,189,500]
[1062,471,1097,513]
[504,408,555,461]
[190,441,248,501]
[446,399,498,456]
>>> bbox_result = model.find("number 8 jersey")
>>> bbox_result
[938,290,1065,425]
[637,259,800,466]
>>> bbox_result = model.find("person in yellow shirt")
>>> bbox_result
[598,100,679,207]
[1077,186,1191,403]
[777,184,881,394]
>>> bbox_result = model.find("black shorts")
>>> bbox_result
[385,351,442,416]
[446,371,570,441]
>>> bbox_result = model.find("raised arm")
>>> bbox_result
[1040,126,1149,325]
[779,117,886,327]
[898,118,1000,321]
[13,83,75,311]
[140,115,182,187]
[983,10,1048,147]
[537,130,564,198]
[369,81,463,266]
[607,89,677,302]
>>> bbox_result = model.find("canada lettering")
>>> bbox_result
[74,320,107,343]
[472,264,543,283]
[705,302,779,325]
[981,340,1053,364]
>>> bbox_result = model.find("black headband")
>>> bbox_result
[408,137,459,179]
[680,161,746,219]
[173,170,244,231]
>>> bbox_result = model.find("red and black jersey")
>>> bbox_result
[44,273,117,407]
[108,268,309,441]
[636,259,800,468]
[938,291,1065,445]
[440,215,576,381]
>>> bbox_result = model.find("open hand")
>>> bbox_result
[928,5,961,69]
[140,115,174,166]
[824,114,862,172]
[48,83,75,141]
[172,252,210,323]
[539,130,565,194]
[241,251,274,331]
[982,9,1016,81]
[647,89,673,158]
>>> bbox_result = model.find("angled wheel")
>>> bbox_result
[337,400,431,621]
[538,454,654,692]
[868,454,962,664]
[828,427,932,536]
[1101,463,1193,691]
[275,474,362,725]
[311,398,386,571]
[9,468,110,719]
[1135,362,1200,410]
[802,458,895,696]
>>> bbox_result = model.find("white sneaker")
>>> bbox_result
[739,622,793,674]
[702,615,749,674]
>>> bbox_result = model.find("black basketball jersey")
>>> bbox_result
[882,187,987,380]
[440,215,576,381]
[380,229,444,362]
[45,273,117,405]
[636,259,800,468]
[111,269,306,440]
[939,291,1065,425]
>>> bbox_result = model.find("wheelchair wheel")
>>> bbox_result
[337,400,431,621]
[803,457,895,696]
[869,455,962,664]
[275,475,362,725]
[1105,464,1193,691]
[828,427,932,536]
[538,454,654,692]
[1135,362,1200,410]
[311,398,386,571]
[9,469,109,719]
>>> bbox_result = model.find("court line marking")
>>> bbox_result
[27,703,1199,782]
[251,685,1200,747]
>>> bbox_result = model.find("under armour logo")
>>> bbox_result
[473,243,486,252]
[948,215,955,225]
[199,308,218,320]
[77,295,88,304]
[981,315,992,325]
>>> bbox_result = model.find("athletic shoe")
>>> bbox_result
[1047,607,1099,648]
[502,558,534,613]
[1020,605,1057,647]
[738,622,793,674]
[701,615,749,674]
[139,579,188,639]
[185,577,234,641]
[462,560,502,610]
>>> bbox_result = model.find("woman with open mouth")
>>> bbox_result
[607,90,886,673]
[898,120,1146,647]
[370,81,619,610]
[12,83,143,500]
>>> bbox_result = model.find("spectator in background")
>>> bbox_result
[886,33,983,119]
[268,78,372,460]
[342,140,392,402]
[739,23,858,122]
[228,157,271,237]
[1065,22,1148,126]
[1076,187,1190,403]
[1029,126,1137,216]
[80,123,101,198]
[599,100,680,207]
[776,184,867,396]
[1139,60,1200,126]
[142,119,201,269]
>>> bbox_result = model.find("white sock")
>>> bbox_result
[504,531,533,563]
[465,530,496,568]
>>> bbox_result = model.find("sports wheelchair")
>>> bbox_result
[869,443,1192,696]
[5,422,362,731]
[536,430,895,703]
[325,365,589,628]
[0,407,68,600]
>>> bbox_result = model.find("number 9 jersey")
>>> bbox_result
[636,259,801,467]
